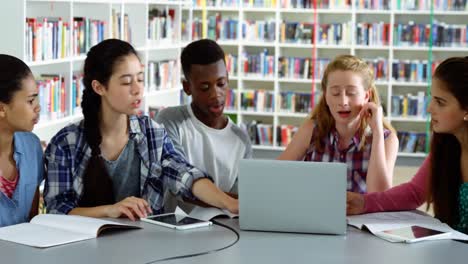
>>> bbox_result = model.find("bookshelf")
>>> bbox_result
[0,0,185,142]
[182,0,468,158]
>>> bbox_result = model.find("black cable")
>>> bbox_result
[144,220,240,263]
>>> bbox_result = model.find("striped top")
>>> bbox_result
[305,126,391,193]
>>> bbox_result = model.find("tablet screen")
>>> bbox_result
[146,214,206,226]
[383,225,445,239]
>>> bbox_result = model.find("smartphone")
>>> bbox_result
[379,225,449,243]
[141,213,212,230]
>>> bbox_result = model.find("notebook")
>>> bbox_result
[238,159,347,235]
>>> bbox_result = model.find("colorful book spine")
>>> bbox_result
[71,74,84,115]
[355,0,391,9]
[396,0,468,11]
[240,90,275,112]
[317,22,352,45]
[148,8,175,43]
[280,22,314,44]
[241,120,274,146]
[356,22,391,46]
[391,59,440,82]
[225,89,238,110]
[241,49,275,77]
[148,60,179,92]
[243,0,277,8]
[391,91,428,118]
[397,131,427,153]
[276,124,298,147]
[242,20,276,42]
[279,91,317,113]
[72,17,106,56]
[194,0,240,7]
[205,13,238,41]
[393,21,468,48]
[280,0,351,8]
[364,58,389,81]
[26,17,71,62]
[278,57,330,80]
[37,75,68,121]
[226,54,238,76]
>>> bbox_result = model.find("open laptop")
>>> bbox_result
[238,159,347,235]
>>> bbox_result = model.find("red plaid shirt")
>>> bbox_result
[0,171,19,199]
[305,127,391,193]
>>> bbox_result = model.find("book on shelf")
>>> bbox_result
[148,59,179,92]
[111,9,132,42]
[148,7,175,43]
[241,49,275,77]
[279,91,315,113]
[36,74,67,121]
[225,89,237,110]
[397,131,427,154]
[278,57,332,80]
[241,90,275,112]
[280,22,314,44]
[0,214,141,248]
[393,21,468,48]
[277,124,298,147]
[356,0,390,9]
[317,22,352,45]
[243,0,277,8]
[356,22,391,46]
[364,58,389,81]
[192,0,240,7]
[71,74,84,115]
[396,0,468,11]
[241,120,274,146]
[392,59,440,83]
[280,0,351,9]
[207,13,238,41]
[25,17,71,62]
[72,17,106,56]
[391,92,428,118]
[225,54,238,76]
[242,20,276,42]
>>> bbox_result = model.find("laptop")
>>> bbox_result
[238,159,347,235]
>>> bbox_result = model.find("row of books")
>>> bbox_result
[280,0,351,8]
[207,14,239,41]
[278,57,328,80]
[225,89,238,110]
[365,58,389,81]
[111,10,131,42]
[391,92,428,118]
[356,22,391,46]
[392,59,440,82]
[355,0,390,9]
[243,0,277,7]
[25,17,106,62]
[226,54,238,76]
[241,121,300,147]
[397,131,427,154]
[37,74,84,121]
[243,20,276,42]
[148,8,175,43]
[192,0,240,6]
[394,21,468,47]
[396,0,468,11]
[148,60,179,92]
[241,50,275,77]
[241,90,275,112]
[26,17,71,62]
[281,22,352,45]
[279,92,316,113]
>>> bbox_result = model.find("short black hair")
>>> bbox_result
[181,39,226,80]
[0,54,32,103]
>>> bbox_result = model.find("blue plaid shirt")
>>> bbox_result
[44,115,209,215]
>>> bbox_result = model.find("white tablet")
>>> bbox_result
[141,213,212,230]
[378,225,449,243]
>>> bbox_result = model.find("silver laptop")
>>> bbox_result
[239,159,347,235]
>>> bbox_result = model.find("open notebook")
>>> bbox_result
[0,214,141,248]
[347,211,468,243]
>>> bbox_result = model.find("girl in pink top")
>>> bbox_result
[278,55,399,193]
[347,57,468,234]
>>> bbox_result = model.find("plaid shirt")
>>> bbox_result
[305,127,391,193]
[44,115,209,215]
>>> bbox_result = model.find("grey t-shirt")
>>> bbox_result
[103,139,140,202]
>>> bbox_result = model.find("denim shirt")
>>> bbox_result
[0,132,44,227]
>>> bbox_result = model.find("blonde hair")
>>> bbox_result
[310,55,395,152]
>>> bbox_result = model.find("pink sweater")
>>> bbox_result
[364,156,429,213]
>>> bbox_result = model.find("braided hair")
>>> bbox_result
[79,39,139,206]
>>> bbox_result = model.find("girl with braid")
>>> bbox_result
[43,39,238,220]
